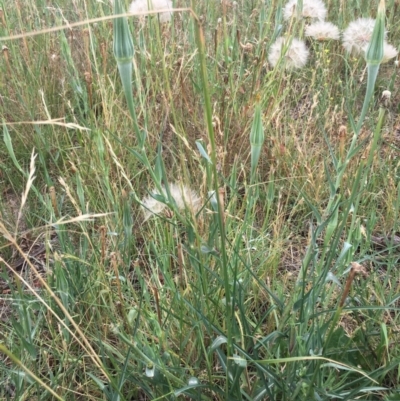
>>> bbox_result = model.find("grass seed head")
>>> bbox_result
[338,125,347,158]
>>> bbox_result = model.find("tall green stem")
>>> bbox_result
[193,10,232,397]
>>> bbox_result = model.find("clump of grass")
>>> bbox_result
[1,0,400,400]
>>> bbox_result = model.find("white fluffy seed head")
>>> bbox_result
[283,0,327,21]
[142,183,202,221]
[342,18,386,55]
[268,37,309,69]
[342,18,396,63]
[305,21,340,41]
[129,0,173,23]
[141,193,167,221]
[381,42,398,63]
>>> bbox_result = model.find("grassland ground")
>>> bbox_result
[0,0,400,400]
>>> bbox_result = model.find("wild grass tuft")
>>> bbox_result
[1,0,400,400]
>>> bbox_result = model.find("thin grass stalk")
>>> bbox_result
[0,251,107,378]
[240,104,266,250]
[151,13,181,135]
[3,123,44,203]
[117,332,188,387]
[250,104,264,183]
[301,18,386,384]
[301,102,384,390]
[193,7,232,395]
[324,262,368,351]
[307,134,381,393]
[0,344,64,401]
[347,108,385,240]
[111,252,129,331]
[100,225,106,264]
[355,63,380,133]
[323,5,385,229]
[0,9,193,42]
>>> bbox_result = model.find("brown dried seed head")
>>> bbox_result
[218,187,225,208]
[338,125,347,138]
[165,209,174,218]
[240,42,253,52]
[68,161,77,173]
[49,186,59,217]
[84,71,92,84]
[350,262,368,276]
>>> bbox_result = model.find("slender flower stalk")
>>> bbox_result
[193,17,232,394]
